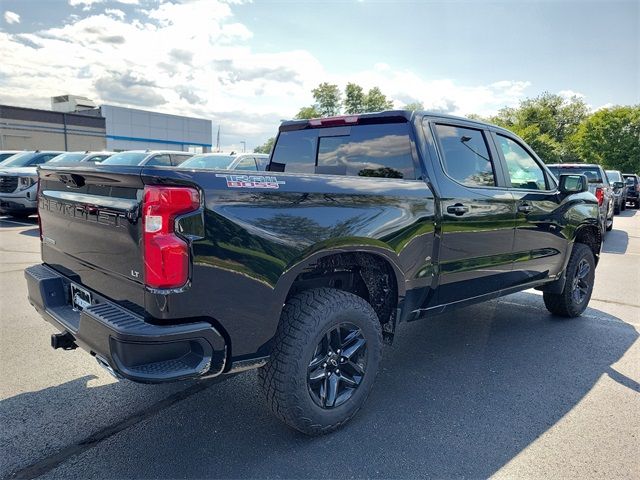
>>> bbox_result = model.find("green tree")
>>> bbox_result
[573,106,640,173]
[295,105,321,119]
[254,137,275,154]
[344,83,366,114]
[312,82,342,116]
[487,92,589,163]
[363,87,394,112]
[403,101,424,111]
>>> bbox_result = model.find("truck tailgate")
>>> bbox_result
[38,165,146,310]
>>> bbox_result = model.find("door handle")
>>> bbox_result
[518,203,533,213]
[447,203,469,216]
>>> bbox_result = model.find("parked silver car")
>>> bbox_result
[605,170,628,214]
[178,153,269,171]
[0,151,63,218]
[100,150,193,166]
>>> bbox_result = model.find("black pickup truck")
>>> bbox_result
[26,111,601,435]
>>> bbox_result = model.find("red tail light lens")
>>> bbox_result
[595,187,604,206]
[142,185,200,289]
[308,116,359,127]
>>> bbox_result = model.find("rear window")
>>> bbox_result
[548,166,603,183]
[101,152,148,166]
[271,123,416,179]
[606,170,622,182]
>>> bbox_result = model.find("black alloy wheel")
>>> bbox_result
[307,323,367,409]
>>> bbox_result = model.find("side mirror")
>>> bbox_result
[613,181,625,189]
[559,174,588,194]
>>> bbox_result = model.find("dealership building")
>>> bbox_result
[0,96,212,153]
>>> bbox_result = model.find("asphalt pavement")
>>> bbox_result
[0,211,638,479]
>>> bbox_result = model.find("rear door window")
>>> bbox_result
[270,122,416,179]
[146,154,171,167]
[171,154,192,166]
[234,157,258,171]
[433,124,496,187]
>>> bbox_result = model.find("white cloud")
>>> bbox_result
[3,10,20,24]
[69,0,138,9]
[104,8,125,20]
[0,0,537,149]
[558,89,586,100]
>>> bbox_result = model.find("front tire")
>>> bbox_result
[543,243,595,318]
[259,288,382,435]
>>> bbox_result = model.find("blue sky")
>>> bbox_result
[1,0,638,149]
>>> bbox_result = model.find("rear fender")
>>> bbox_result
[272,243,407,317]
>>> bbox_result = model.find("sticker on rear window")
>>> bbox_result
[216,174,285,189]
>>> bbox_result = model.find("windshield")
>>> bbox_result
[179,154,235,170]
[606,170,622,182]
[547,166,603,183]
[625,177,636,185]
[0,153,18,163]
[48,153,87,163]
[0,151,37,167]
[101,152,148,166]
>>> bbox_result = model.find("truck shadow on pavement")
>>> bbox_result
[2,292,637,479]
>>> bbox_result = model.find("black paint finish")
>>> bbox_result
[32,111,600,375]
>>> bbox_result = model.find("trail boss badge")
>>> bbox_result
[216,174,286,189]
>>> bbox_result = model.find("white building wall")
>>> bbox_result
[101,105,212,152]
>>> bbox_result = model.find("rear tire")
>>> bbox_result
[258,288,382,435]
[543,243,595,318]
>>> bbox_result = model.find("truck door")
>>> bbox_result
[491,132,567,285]
[428,121,516,305]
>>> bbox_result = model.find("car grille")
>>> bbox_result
[0,176,18,193]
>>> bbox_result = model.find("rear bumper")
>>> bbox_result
[25,264,227,383]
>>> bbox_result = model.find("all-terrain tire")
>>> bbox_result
[258,288,382,435]
[543,243,595,318]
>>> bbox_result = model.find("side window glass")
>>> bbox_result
[90,155,109,163]
[171,155,191,166]
[234,157,258,171]
[270,130,317,174]
[434,124,496,187]
[316,123,415,179]
[496,135,547,190]
[146,154,171,167]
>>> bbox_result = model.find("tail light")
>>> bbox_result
[142,185,200,289]
[309,116,359,127]
[595,187,604,206]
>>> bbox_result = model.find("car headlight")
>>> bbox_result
[17,177,36,191]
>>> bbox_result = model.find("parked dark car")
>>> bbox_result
[606,170,628,213]
[547,163,614,232]
[26,111,601,435]
[0,151,63,218]
[623,174,640,208]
